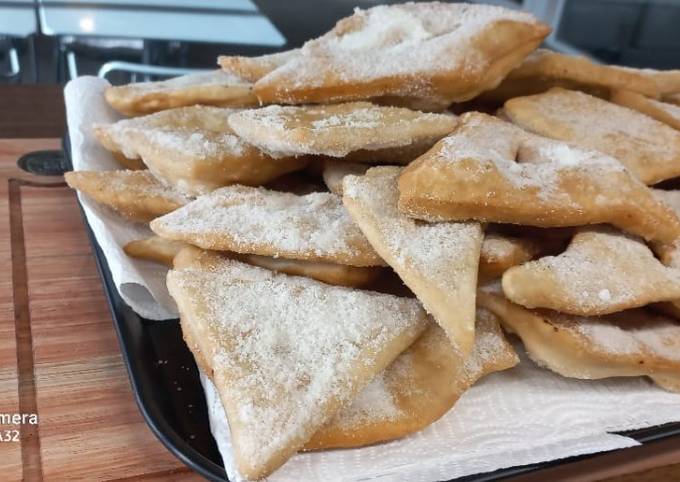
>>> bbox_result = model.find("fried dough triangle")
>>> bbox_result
[343,166,482,355]
[478,285,680,393]
[168,248,428,478]
[124,236,189,266]
[398,112,680,245]
[104,70,257,116]
[480,49,660,101]
[227,102,457,159]
[254,3,548,108]
[64,170,190,222]
[503,88,680,185]
[306,309,518,449]
[151,185,385,267]
[611,89,680,131]
[218,49,301,82]
[479,233,543,281]
[503,228,680,316]
[94,106,308,196]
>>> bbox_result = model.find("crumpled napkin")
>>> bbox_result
[201,344,680,482]
[64,76,178,320]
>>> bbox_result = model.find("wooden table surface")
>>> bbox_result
[1,97,679,479]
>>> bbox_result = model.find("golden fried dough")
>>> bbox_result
[254,3,549,108]
[218,49,300,82]
[502,228,680,316]
[479,233,542,281]
[633,68,680,97]
[666,93,680,106]
[398,112,680,245]
[238,254,382,288]
[123,236,189,266]
[151,185,385,267]
[503,88,680,184]
[94,106,308,196]
[343,167,482,355]
[168,248,428,479]
[611,89,680,131]
[65,170,190,222]
[307,309,518,449]
[478,286,680,393]
[104,70,257,116]
[227,102,457,159]
[481,49,659,101]
[111,151,146,170]
[322,161,370,195]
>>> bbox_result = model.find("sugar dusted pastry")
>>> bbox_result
[502,228,680,316]
[479,233,542,281]
[151,185,385,267]
[481,49,659,101]
[227,102,457,160]
[104,70,257,116]
[631,68,680,97]
[65,170,190,222]
[503,88,680,185]
[254,3,549,109]
[343,166,482,354]
[611,89,680,131]
[218,48,300,82]
[238,254,382,288]
[322,161,370,195]
[666,93,680,106]
[94,106,308,196]
[398,112,680,245]
[124,236,189,266]
[307,309,518,449]
[168,247,428,478]
[478,286,680,393]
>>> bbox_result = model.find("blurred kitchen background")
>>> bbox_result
[0,0,678,87]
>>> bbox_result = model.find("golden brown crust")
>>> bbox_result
[611,89,680,131]
[502,227,680,316]
[168,249,428,478]
[503,88,680,185]
[64,170,189,222]
[478,287,680,392]
[104,70,258,116]
[398,112,680,245]
[306,310,518,449]
[123,236,189,266]
[218,49,301,82]
[480,49,660,102]
[254,4,549,106]
[94,106,309,196]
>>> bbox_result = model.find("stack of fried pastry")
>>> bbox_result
[64,2,680,480]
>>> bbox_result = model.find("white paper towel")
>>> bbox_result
[65,76,680,481]
[65,76,178,320]
[201,345,680,482]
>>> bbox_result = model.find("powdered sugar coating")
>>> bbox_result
[267,3,539,88]
[125,69,249,93]
[96,106,247,160]
[504,88,680,184]
[227,102,457,157]
[502,228,680,315]
[151,185,384,266]
[168,258,426,468]
[343,166,481,353]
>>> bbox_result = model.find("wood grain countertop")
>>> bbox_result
[1,137,679,481]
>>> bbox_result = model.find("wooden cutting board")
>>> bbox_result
[0,139,202,481]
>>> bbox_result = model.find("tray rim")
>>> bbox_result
[63,136,680,482]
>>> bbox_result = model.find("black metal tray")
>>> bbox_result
[61,137,680,482]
